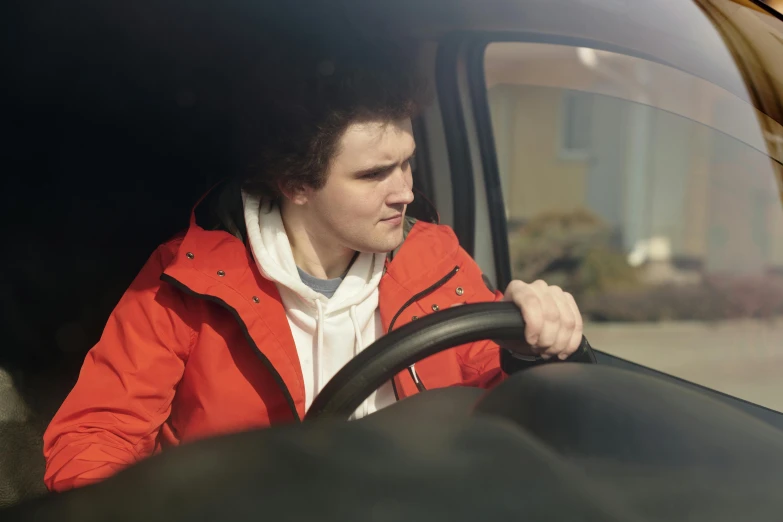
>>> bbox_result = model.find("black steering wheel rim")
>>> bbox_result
[306,301,529,420]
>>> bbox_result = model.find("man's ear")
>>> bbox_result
[279,180,309,206]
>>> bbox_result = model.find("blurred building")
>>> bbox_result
[486,41,783,278]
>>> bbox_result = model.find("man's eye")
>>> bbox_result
[362,170,384,179]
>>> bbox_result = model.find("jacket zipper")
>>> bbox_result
[160,274,301,422]
[387,265,461,394]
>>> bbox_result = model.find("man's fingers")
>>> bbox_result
[505,281,543,347]
[546,287,575,359]
[536,285,561,353]
[504,280,584,361]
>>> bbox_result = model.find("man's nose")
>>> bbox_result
[387,169,414,205]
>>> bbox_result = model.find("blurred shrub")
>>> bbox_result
[509,209,640,297]
[581,284,720,322]
[581,274,783,322]
[510,209,783,322]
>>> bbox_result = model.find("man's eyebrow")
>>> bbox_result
[354,162,397,177]
[353,149,417,177]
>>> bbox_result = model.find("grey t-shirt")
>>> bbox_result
[296,253,358,299]
[297,267,343,299]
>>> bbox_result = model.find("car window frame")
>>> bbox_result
[444,30,783,426]
[438,32,687,289]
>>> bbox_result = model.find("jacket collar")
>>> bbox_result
[192,178,248,242]
[171,179,461,306]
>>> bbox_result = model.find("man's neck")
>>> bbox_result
[280,205,355,280]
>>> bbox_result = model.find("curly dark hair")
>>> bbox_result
[235,41,430,202]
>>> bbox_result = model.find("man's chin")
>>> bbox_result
[355,233,405,256]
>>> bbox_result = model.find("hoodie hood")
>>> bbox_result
[242,190,392,417]
[242,191,384,313]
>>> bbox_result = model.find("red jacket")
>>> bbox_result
[43,209,506,492]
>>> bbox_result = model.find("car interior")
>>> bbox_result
[3,0,783,520]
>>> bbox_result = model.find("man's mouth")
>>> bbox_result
[381,214,403,224]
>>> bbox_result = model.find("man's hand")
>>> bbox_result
[503,280,583,360]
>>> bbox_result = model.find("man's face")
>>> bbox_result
[298,118,416,254]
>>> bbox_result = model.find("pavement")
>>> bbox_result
[585,318,783,413]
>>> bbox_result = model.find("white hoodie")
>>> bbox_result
[242,191,397,419]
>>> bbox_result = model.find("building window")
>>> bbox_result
[559,89,593,160]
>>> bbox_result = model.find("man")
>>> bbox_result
[42,44,584,492]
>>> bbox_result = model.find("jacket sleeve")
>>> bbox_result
[43,243,195,492]
[451,247,508,389]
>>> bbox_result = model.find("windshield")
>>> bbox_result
[483,1,783,411]
[4,0,783,515]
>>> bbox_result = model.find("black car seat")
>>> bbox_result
[0,367,47,508]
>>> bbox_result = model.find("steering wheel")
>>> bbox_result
[305,301,594,420]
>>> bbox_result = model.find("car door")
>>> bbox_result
[406,0,783,428]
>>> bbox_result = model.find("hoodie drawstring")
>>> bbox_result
[349,305,364,355]
[316,299,326,391]
[314,302,371,418]
[349,305,369,418]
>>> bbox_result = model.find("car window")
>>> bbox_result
[484,40,783,412]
